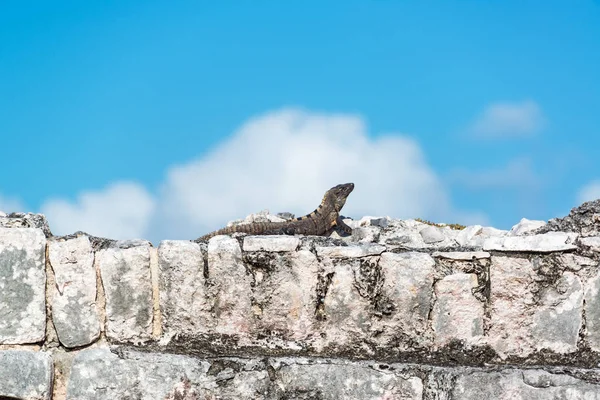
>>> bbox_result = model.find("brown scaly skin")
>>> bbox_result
[195,183,354,242]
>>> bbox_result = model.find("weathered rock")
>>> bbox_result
[531,271,583,353]
[483,232,578,253]
[0,228,46,344]
[509,218,547,236]
[275,362,423,400]
[158,240,211,338]
[208,236,252,336]
[488,256,536,357]
[455,225,484,247]
[375,252,435,348]
[419,225,446,244]
[48,235,100,348]
[315,243,386,258]
[431,273,484,347]
[432,251,490,260]
[580,236,600,253]
[243,235,300,252]
[452,369,600,399]
[0,212,52,237]
[538,199,600,237]
[97,241,153,343]
[0,350,53,400]
[584,273,600,351]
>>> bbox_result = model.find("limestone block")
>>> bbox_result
[509,218,547,236]
[584,273,600,351]
[432,251,490,260]
[376,252,435,348]
[158,240,211,336]
[208,236,253,336]
[315,243,386,258]
[431,273,484,347]
[580,236,600,252]
[97,241,153,343]
[455,225,484,247]
[0,350,53,400]
[253,250,320,342]
[419,225,446,244]
[0,228,46,344]
[276,363,423,400]
[48,236,100,348]
[487,256,536,357]
[483,232,578,252]
[243,235,300,252]
[453,369,600,399]
[532,271,583,353]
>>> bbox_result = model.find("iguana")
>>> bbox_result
[195,183,354,242]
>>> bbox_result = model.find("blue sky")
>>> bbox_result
[1,1,599,241]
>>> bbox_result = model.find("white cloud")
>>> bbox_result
[0,194,25,214]
[470,100,545,138]
[578,181,600,204]
[39,108,486,241]
[41,182,156,240]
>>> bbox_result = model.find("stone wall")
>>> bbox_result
[1,203,600,399]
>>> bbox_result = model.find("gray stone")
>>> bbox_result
[48,235,100,348]
[585,273,600,351]
[275,362,423,400]
[455,225,484,247]
[431,273,484,347]
[488,256,536,358]
[483,232,578,253]
[375,252,435,348]
[0,212,52,237]
[97,241,153,343]
[419,225,446,244]
[243,235,300,252]
[208,236,253,336]
[158,240,211,338]
[316,243,386,258]
[509,218,547,236]
[0,228,46,344]
[432,251,490,260]
[538,199,600,237]
[532,271,583,353]
[581,236,600,252]
[453,369,600,399]
[0,350,53,400]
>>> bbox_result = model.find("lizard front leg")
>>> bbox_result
[335,216,353,236]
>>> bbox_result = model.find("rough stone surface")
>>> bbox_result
[509,218,547,236]
[0,212,53,237]
[48,235,100,348]
[158,240,211,338]
[431,273,484,347]
[453,369,600,399]
[243,235,300,252]
[376,252,435,348]
[483,232,578,252]
[419,225,446,244]
[0,228,46,344]
[581,236,600,253]
[585,273,600,352]
[538,199,600,236]
[0,350,53,400]
[316,243,386,258]
[97,241,153,343]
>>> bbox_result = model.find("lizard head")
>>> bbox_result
[322,183,354,212]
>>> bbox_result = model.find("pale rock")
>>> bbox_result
[488,256,536,358]
[432,251,490,260]
[584,273,600,351]
[243,235,300,252]
[254,250,320,342]
[208,236,253,336]
[483,232,578,253]
[276,363,423,400]
[0,228,46,344]
[48,236,100,348]
[158,240,211,336]
[0,350,53,400]
[97,241,153,343]
[580,236,600,252]
[454,225,484,247]
[0,211,5,217]
[419,226,446,244]
[316,244,386,258]
[375,252,435,348]
[351,226,381,243]
[509,218,547,236]
[453,369,600,399]
[431,273,484,347]
[531,271,583,353]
